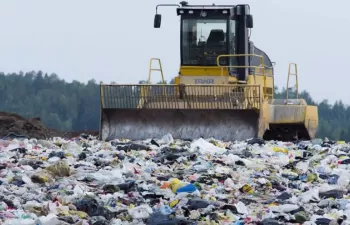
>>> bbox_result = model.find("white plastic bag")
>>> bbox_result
[160,133,174,144]
[190,138,226,155]
[128,204,153,219]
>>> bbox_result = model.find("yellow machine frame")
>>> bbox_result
[99,53,318,141]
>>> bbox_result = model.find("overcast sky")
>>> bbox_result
[0,0,347,104]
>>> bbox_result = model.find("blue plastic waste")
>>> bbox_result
[176,183,197,193]
[159,205,173,215]
[327,174,339,184]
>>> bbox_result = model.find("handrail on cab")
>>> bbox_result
[216,54,271,99]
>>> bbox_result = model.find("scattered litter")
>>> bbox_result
[1,134,350,224]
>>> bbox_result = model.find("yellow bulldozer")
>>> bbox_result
[99,2,318,142]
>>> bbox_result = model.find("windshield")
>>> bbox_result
[182,19,228,66]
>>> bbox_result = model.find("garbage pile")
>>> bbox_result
[1,134,350,225]
[0,111,98,140]
[0,111,54,140]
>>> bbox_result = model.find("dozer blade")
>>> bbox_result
[99,84,262,141]
[101,109,259,141]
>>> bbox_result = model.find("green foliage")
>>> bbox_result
[0,71,100,132]
[1,71,350,141]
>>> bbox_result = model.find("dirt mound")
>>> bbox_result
[0,111,99,139]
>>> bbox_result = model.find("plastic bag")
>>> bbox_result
[190,138,227,155]
[129,204,153,219]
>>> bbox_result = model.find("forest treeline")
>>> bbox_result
[0,71,349,140]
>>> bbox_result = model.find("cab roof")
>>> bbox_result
[176,7,235,17]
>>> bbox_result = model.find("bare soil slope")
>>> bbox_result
[0,111,98,139]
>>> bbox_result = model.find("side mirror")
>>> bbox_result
[154,14,162,28]
[246,15,253,28]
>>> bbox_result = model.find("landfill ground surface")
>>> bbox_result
[0,111,98,140]
[2,113,350,224]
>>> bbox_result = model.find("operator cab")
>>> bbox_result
[177,7,240,67]
[154,2,253,82]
